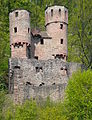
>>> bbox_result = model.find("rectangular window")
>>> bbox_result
[61,39,63,44]
[59,9,61,15]
[15,12,18,17]
[65,11,67,19]
[51,9,53,16]
[28,28,30,33]
[40,39,44,44]
[34,56,38,60]
[14,27,17,33]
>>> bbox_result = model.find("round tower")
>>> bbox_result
[9,9,31,58]
[45,6,68,61]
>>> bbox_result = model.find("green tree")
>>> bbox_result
[68,0,92,69]
[63,70,92,120]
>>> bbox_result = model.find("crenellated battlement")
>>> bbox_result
[45,6,68,26]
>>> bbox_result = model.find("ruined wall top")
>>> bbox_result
[45,6,68,26]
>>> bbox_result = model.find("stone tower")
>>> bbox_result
[45,6,68,61]
[9,9,31,58]
[8,6,82,104]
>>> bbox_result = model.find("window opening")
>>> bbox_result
[26,82,32,85]
[39,84,42,86]
[14,66,20,69]
[59,9,61,15]
[36,67,39,72]
[61,39,63,44]
[34,56,38,60]
[28,28,30,33]
[65,11,67,19]
[60,24,63,29]
[15,12,18,17]
[52,83,55,85]
[51,9,53,16]
[14,27,17,33]
[61,67,63,70]
[40,38,44,44]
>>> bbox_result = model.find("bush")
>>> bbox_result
[63,70,92,120]
[5,100,37,120]
[0,91,6,120]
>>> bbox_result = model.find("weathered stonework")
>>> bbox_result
[9,6,81,103]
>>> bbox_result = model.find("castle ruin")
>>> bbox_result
[9,6,81,104]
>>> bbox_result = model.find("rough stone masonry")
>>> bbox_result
[9,5,82,104]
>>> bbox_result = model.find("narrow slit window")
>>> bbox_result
[15,12,18,17]
[61,39,63,44]
[28,28,30,33]
[60,24,63,29]
[59,9,61,15]
[65,11,67,19]
[40,38,44,44]
[51,9,53,16]
[14,27,17,33]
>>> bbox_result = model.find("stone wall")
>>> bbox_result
[9,58,81,103]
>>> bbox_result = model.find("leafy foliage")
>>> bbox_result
[0,70,91,120]
[63,70,92,120]
[5,100,37,120]
[0,91,6,120]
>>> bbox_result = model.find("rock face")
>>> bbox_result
[9,6,81,104]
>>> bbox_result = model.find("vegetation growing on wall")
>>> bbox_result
[0,70,91,120]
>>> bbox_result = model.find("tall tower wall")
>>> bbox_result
[9,9,31,58]
[45,6,68,61]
